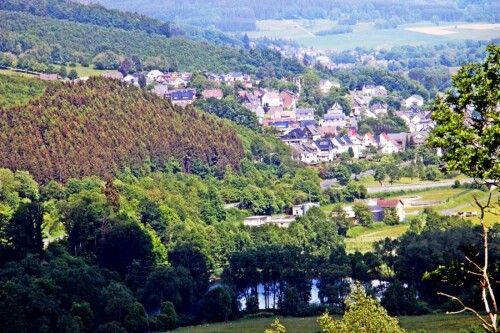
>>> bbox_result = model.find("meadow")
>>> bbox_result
[171,313,480,333]
[245,20,500,50]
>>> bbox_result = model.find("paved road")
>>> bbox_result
[321,161,413,188]
[320,179,337,189]
[439,192,500,216]
[366,179,471,194]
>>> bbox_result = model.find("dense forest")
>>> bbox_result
[0,0,171,36]
[0,9,304,76]
[0,77,244,183]
[86,0,499,31]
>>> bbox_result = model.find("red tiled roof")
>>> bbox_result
[202,89,223,99]
[376,198,402,208]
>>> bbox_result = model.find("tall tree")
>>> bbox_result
[318,282,405,333]
[427,43,499,333]
[4,200,44,260]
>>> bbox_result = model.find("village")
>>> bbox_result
[93,67,434,164]
[86,67,438,229]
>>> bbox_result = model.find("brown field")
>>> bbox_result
[405,23,500,36]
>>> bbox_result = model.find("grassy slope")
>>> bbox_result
[171,314,479,333]
[345,222,410,253]
[0,74,46,108]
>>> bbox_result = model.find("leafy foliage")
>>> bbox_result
[0,0,171,37]
[428,43,500,183]
[0,74,45,108]
[318,282,406,333]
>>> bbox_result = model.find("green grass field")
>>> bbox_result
[345,222,409,253]
[245,20,500,50]
[172,313,480,333]
[69,64,107,77]
[0,68,39,78]
[0,65,106,79]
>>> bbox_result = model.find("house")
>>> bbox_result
[227,72,244,83]
[101,72,123,80]
[387,132,409,149]
[332,135,360,158]
[323,102,346,127]
[376,198,405,221]
[245,103,265,124]
[314,139,336,162]
[405,95,424,108]
[374,85,387,97]
[303,125,321,141]
[279,90,297,110]
[370,103,388,115]
[395,111,411,127]
[146,70,164,81]
[319,126,337,138]
[151,84,169,98]
[292,143,320,164]
[362,84,376,97]
[319,79,339,94]
[166,89,196,107]
[266,105,284,119]
[280,128,307,145]
[296,108,315,121]
[409,131,429,146]
[123,73,141,86]
[243,215,296,228]
[39,73,58,81]
[362,132,377,148]
[245,93,261,105]
[202,89,223,100]
[265,121,292,131]
[300,119,316,127]
[291,202,320,216]
[244,216,271,227]
[261,91,281,107]
[376,133,401,154]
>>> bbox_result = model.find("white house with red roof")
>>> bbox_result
[261,91,281,107]
[376,198,405,221]
[362,133,377,148]
[279,90,297,110]
[376,133,401,154]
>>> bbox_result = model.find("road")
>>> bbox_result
[439,192,499,216]
[320,161,413,189]
[366,180,467,194]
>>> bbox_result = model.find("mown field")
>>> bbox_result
[345,222,409,253]
[321,185,499,253]
[245,20,500,50]
[171,313,480,333]
[0,64,106,79]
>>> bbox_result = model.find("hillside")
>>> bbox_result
[0,0,171,36]
[0,9,304,76]
[0,74,46,108]
[85,0,499,31]
[0,76,244,183]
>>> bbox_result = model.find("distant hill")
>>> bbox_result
[0,9,304,77]
[0,77,244,183]
[0,0,171,37]
[83,0,500,31]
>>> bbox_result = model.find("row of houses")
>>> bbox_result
[282,125,429,164]
[243,198,405,228]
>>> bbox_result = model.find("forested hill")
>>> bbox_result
[87,0,499,31]
[0,10,304,75]
[0,77,244,183]
[0,0,171,37]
